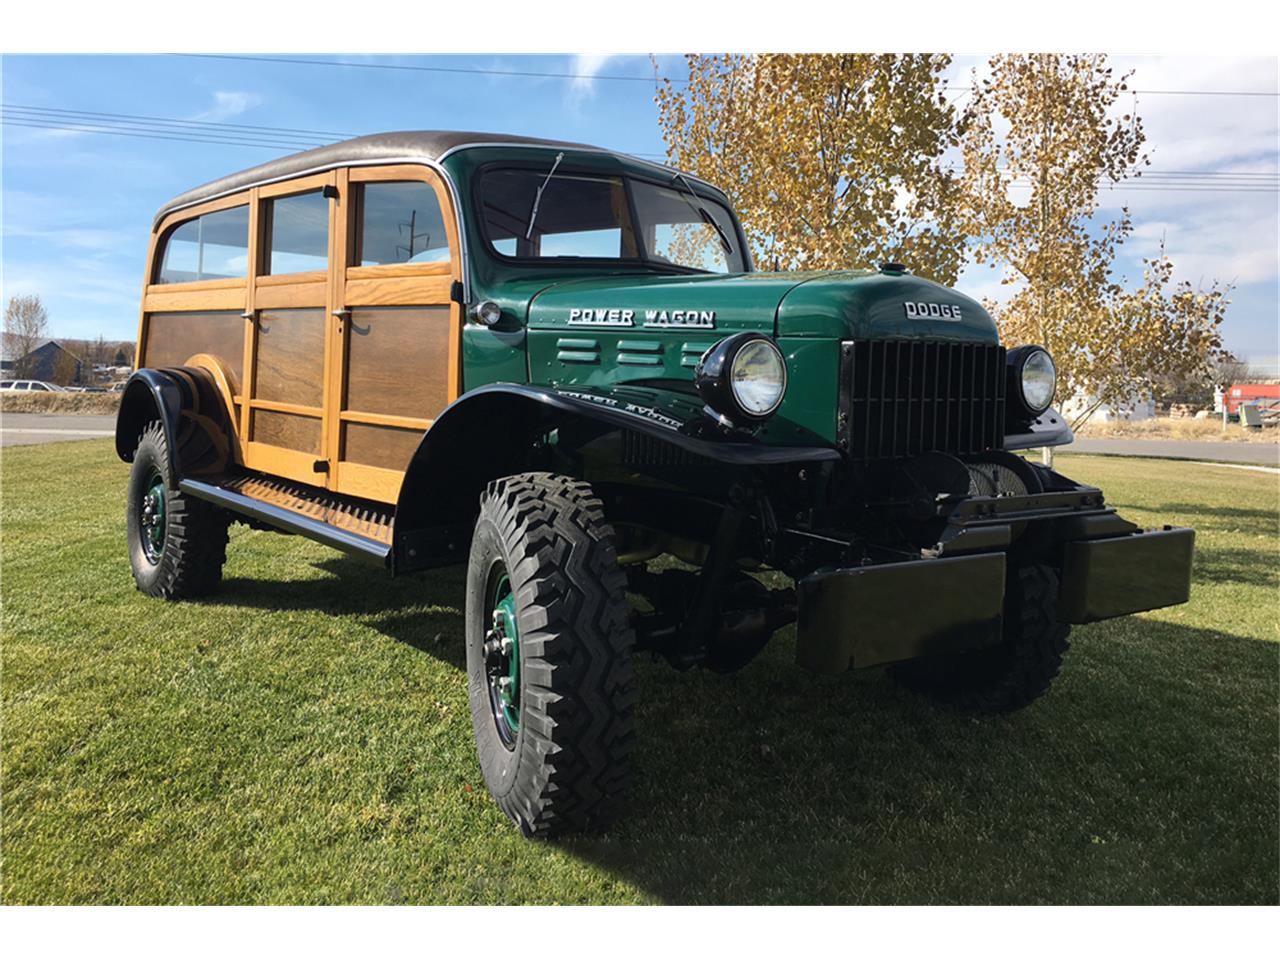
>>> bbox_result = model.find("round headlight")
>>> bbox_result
[1019,347,1056,413]
[730,338,786,417]
[695,332,788,426]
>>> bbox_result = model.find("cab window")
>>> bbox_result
[264,190,329,275]
[354,181,450,266]
[156,205,250,284]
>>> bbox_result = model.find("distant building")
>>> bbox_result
[1,338,85,384]
[1061,390,1156,424]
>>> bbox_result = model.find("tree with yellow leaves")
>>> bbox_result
[956,54,1230,430]
[654,54,965,284]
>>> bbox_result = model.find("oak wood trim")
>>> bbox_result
[256,270,328,287]
[347,163,442,184]
[253,281,329,310]
[147,277,246,294]
[338,409,432,430]
[143,287,247,312]
[247,397,323,418]
[326,166,351,491]
[346,261,451,280]
[331,460,403,505]
[343,274,452,307]
[240,186,261,442]
[242,440,326,486]
[258,172,333,200]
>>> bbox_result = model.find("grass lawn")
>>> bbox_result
[2,440,1276,904]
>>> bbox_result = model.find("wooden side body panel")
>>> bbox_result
[137,162,464,505]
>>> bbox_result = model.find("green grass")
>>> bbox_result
[2,440,1277,904]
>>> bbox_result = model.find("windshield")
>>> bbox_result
[478,167,748,273]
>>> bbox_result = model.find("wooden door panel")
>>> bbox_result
[253,408,323,454]
[254,308,326,408]
[240,172,337,487]
[340,421,422,472]
[344,305,451,418]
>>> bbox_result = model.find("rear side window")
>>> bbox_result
[264,190,329,275]
[157,205,250,284]
[0,381,11,389]
[355,181,450,266]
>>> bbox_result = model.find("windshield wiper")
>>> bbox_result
[670,171,734,256]
[525,151,565,240]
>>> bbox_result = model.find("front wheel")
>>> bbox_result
[465,472,636,837]
[889,563,1071,712]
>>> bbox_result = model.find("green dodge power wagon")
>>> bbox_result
[117,131,1195,836]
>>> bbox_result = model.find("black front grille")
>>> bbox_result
[839,340,1007,460]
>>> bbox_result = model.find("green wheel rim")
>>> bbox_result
[140,472,167,564]
[482,566,520,748]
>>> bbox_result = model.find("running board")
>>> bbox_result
[180,476,393,565]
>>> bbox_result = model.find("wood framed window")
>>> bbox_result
[327,164,463,503]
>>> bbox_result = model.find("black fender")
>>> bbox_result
[390,382,838,568]
[115,367,236,477]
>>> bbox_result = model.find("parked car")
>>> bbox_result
[116,131,1196,837]
[1,379,66,392]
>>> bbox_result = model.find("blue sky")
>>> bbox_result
[2,53,1276,366]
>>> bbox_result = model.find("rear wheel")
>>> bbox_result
[465,472,636,837]
[890,563,1071,713]
[126,421,228,599]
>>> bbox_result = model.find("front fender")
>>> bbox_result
[391,382,838,563]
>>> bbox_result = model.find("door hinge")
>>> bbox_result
[313,459,330,473]
[322,184,339,199]
[450,280,465,305]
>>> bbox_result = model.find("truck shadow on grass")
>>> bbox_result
[564,617,1279,904]
[207,553,1278,905]
[212,556,469,670]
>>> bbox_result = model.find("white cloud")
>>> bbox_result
[565,55,615,106]
[192,91,262,123]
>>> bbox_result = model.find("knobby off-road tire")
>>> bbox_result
[126,421,229,599]
[890,563,1071,713]
[465,472,636,837]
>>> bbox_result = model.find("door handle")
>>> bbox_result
[332,309,351,319]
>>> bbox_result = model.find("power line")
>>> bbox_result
[2,103,355,140]
[0,118,313,151]
[175,53,685,84]
[176,55,1280,97]
[3,105,1275,192]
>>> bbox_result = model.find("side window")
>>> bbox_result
[355,181,450,266]
[264,190,329,275]
[157,205,250,284]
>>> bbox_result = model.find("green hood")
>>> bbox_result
[525,268,998,343]
[776,270,998,343]
[521,268,1000,448]
[526,271,819,334]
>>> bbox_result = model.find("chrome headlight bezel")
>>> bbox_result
[695,332,787,425]
[1007,345,1057,417]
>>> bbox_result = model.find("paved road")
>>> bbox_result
[0,413,117,447]
[1065,437,1279,466]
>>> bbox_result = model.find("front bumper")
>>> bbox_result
[795,523,1195,674]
